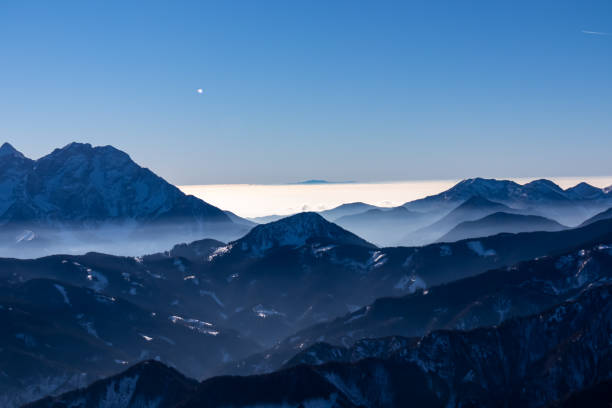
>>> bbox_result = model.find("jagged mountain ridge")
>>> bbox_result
[319,178,611,247]
[405,177,610,211]
[7,216,612,406]
[26,282,612,408]
[275,283,612,407]
[221,235,612,377]
[0,142,250,257]
[0,142,229,224]
[6,201,612,407]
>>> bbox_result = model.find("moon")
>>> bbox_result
[196,88,203,94]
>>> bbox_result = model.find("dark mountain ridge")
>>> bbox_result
[222,236,612,376]
[438,211,566,242]
[26,282,612,408]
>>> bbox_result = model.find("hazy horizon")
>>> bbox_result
[180,175,612,218]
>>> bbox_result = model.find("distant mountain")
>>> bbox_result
[403,177,611,226]
[565,181,608,200]
[334,206,432,246]
[31,283,612,408]
[293,179,355,184]
[294,179,330,184]
[321,178,611,247]
[248,203,383,226]
[438,211,566,242]
[247,214,287,224]
[580,207,612,227]
[405,178,562,211]
[402,196,519,245]
[318,202,380,221]
[0,142,250,257]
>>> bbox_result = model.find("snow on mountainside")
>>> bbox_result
[29,282,612,408]
[0,142,230,224]
[403,177,612,226]
[327,178,612,247]
[0,272,260,407]
[227,212,376,257]
[223,239,612,377]
[406,178,565,208]
[267,283,612,408]
[0,142,250,256]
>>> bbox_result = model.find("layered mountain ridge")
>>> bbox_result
[26,281,612,408]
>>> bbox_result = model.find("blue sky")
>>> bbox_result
[0,0,610,184]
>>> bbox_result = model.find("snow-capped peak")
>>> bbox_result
[232,212,375,257]
[0,142,235,228]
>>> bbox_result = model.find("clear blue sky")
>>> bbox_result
[0,0,610,184]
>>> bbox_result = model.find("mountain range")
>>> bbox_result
[0,142,250,257]
[3,142,612,407]
[5,214,612,406]
[26,280,612,408]
[318,179,612,246]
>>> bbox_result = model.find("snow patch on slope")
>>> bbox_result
[467,241,496,257]
[53,284,71,306]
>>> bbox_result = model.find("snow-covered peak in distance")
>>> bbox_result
[230,212,376,257]
[399,177,612,228]
[406,177,608,209]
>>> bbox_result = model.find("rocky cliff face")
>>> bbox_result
[0,142,249,257]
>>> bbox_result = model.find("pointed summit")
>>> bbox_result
[565,182,605,200]
[233,212,376,257]
[0,142,25,159]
